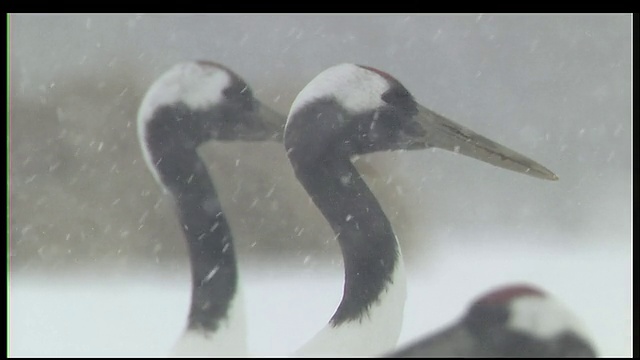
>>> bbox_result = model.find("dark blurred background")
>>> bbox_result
[9,14,631,276]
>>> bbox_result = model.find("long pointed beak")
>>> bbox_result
[415,104,558,181]
[257,102,287,142]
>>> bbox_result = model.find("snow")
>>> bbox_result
[8,13,631,358]
[9,230,631,357]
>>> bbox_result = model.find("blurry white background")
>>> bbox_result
[9,14,631,357]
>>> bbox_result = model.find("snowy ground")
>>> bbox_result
[9,230,631,357]
[9,14,631,358]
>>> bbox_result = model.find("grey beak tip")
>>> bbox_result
[539,168,559,181]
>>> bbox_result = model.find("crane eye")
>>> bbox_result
[380,87,418,120]
[223,82,255,111]
[381,87,412,106]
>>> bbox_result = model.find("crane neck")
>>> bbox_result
[290,155,407,356]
